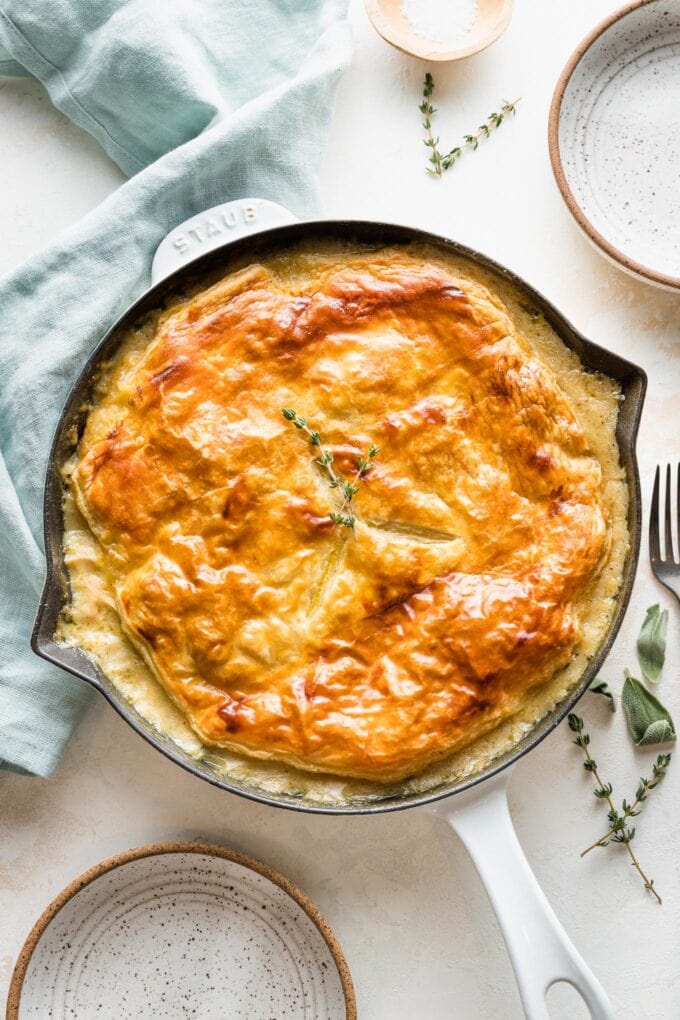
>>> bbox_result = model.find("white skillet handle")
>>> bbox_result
[151,198,298,284]
[425,770,614,1020]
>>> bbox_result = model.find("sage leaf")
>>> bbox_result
[622,671,676,747]
[637,603,668,683]
[589,678,616,711]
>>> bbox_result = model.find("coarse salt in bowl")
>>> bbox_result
[364,0,513,62]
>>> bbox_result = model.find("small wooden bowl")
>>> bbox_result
[364,0,513,61]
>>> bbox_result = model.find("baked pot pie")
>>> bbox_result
[61,245,627,788]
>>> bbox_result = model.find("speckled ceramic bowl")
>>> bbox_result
[549,0,680,290]
[6,842,355,1020]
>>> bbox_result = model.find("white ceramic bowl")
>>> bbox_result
[549,0,680,290]
[7,843,355,1020]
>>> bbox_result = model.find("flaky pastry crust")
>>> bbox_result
[72,251,609,781]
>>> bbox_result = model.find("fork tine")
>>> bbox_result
[665,464,674,562]
[650,465,660,562]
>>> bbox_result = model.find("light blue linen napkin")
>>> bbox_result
[0,0,351,776]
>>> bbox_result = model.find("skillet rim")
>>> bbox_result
[31,218,646,814]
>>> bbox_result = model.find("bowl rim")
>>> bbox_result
[5,840,357,1020]
[548,0,680,291]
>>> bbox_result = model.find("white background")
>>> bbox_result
[1,1,679,1017]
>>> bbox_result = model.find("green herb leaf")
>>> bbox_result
[637,604,668,683]
[622,670,676,747]
[589,678,616,712]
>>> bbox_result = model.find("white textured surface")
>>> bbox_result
[1,2,680,1018]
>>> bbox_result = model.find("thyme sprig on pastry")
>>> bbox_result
[281,408,378,532]
[420,72,520,176]
[568,713,666,904]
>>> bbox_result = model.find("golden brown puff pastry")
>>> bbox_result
[72,250,609,782]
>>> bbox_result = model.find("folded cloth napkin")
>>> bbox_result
[0,0,351,776]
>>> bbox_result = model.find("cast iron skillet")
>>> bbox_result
[32,203,644,1018]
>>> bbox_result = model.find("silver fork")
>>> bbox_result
[650,463,680,604]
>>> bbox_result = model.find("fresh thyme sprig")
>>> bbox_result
[419,73,443,177]
[420,73,520,176]
[281,408,378,533]
[580,753,671,858]
[568,713,664,904]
